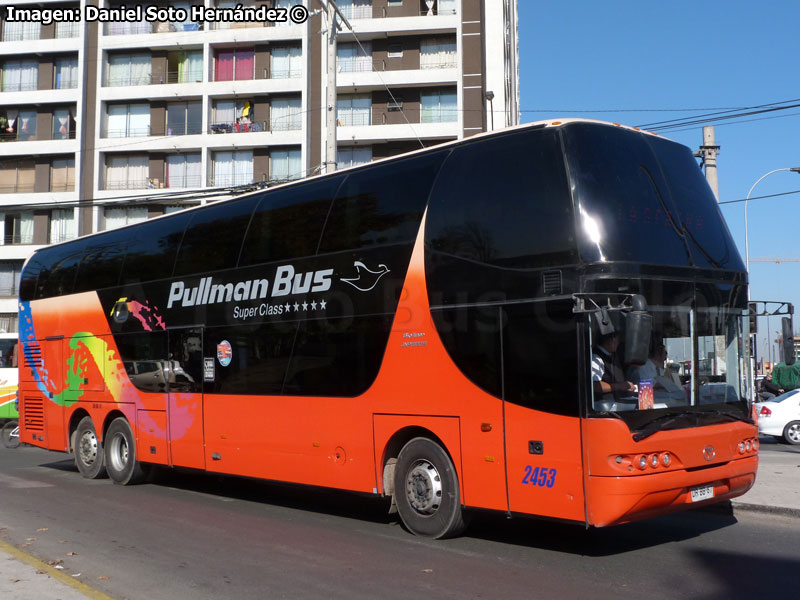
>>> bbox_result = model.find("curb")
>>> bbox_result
[0,538,116,600]
[731,502,800,519]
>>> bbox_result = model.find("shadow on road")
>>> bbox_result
[35,452,751,559]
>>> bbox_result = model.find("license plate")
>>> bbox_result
[690,485,714,502]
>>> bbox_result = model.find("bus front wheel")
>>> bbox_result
[74,417,107,479]
[393,437,467,539]
[105,417,148,485]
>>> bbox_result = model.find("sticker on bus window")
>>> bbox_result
[217,340,232,367]
[638,379,654,410]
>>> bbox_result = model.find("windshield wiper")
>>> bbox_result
[632,411,691,442]
[632,407,752,442]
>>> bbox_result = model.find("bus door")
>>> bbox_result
[167,327,205,470]
[502,301,587,523]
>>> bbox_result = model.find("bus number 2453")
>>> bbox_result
[522,466,556,488]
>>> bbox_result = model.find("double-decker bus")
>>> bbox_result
[18,120,761,538]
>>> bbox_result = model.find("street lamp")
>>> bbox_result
[744,167,800,276]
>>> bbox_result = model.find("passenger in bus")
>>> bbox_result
[628,339,685,402]
[591,332,636,406]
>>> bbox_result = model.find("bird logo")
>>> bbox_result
[341,261,390,292]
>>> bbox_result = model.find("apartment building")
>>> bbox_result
[0,0,519,332]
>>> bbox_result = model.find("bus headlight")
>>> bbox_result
[738,442,745,454]
[638,455,648,470]
[662,453,671,467]
[650,454,659,468]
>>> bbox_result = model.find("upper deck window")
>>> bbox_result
[563,123,692,267]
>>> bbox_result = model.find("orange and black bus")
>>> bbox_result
[18,120,760,538]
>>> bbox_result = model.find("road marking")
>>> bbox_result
[0,472,54,488]
[0,538,116,600]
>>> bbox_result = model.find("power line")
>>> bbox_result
[718,189,800,205]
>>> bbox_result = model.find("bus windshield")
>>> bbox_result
[563,122,743,271]
[589,305,750,434]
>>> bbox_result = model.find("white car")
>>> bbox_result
[756,389,800,445]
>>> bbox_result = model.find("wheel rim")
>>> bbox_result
[78,430,99,466]
[108,432,129,472]
[788,423,800,443]
[405,459,443,516]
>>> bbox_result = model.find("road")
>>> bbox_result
[0,443,798,600]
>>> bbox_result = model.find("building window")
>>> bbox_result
[212,150,253,186]
[338,146,372,169]
[51,159,76,192]
[420,37,457,69]
[0,109,36,142]
[387,43,403,58]
[55,57,79,89]
[211,99,262,132]
[1,60,38,92]
[49,209,76,243]
[270,97,302,131]
[271,45,302,79]
[337,0,372,20]
[0,313,19,333]
[337,42,372,73]
[104,207,148,230]
[166,154,201,188]
[167,51,203,84]
[105,155,149,190]
[167,102,202,135]
[106,54,152,86]
[52,109,77,140]
[423,0,457,15]
[163,1,200,31]
[421,89,457,123]
[1,21,41,42]
[272,0,296,27]
[164,205,192,214]
[269,148,302,182]
[337,94,371,126]
[0,160,35,194]
[214,48,255,81]
[2,212,34,245]
[106,9,150,35]
[55,21,80,39]
[0,262,24,298]
[105,104,150,138]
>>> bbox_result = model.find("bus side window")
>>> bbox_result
[174,195,260,277]
[120,211,194,285]
[503,300,580,417]
[318,151,447,253]
[425,128,575,306]
[74,229,130,294]
[35,241,88,300]
[19,255,46,302]
[239,176,345,267]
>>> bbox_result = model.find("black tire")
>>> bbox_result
[783,420,800,445]
[2,421,20,449]
[104,417,148,485]
[393,437,467,539]
[74,417,107,479]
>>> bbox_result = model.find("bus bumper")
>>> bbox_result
[586,455,758,527]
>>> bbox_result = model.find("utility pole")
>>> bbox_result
[695,125,720,200]
[319,1,352,175]
[323,0,338,175]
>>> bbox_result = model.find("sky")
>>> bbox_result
[517,0,800,363]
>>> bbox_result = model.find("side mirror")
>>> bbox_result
[782,317,795,366]
[624,295,652,366]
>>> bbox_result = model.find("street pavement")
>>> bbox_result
[1,444,798,600]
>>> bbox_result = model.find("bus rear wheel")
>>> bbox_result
[393,437,467,539]
[74,417,107,479]
[105,417,148,485]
